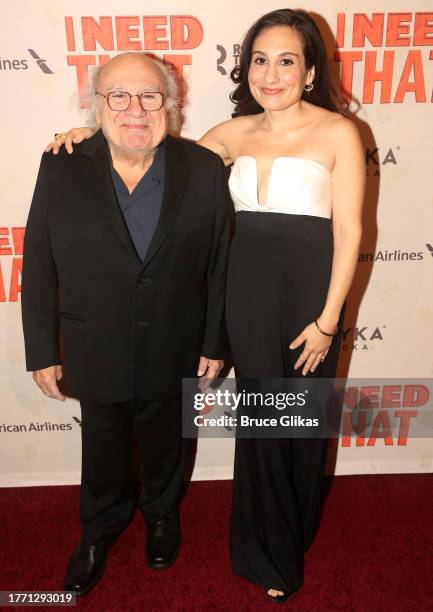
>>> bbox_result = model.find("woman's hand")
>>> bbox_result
[289,321,334,375]
[45,127,94,154]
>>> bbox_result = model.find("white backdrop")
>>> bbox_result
[1,1,432,486]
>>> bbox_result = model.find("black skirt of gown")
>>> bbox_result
[226,211,342,594]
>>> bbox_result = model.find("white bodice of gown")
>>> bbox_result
[229,156,332,219]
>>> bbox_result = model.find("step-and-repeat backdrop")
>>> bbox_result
[1,1,432,486]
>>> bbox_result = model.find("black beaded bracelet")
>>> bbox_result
[315,318,339,337]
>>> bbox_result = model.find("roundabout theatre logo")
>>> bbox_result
[216,43,240,75]
[216,11,433,103]
[63,15,203,105]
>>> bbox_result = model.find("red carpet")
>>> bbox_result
[1,475,432,611]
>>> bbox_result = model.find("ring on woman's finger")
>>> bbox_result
[55,132,66,140]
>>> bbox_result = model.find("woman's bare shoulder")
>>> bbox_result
[325,115,364,175]
[326,113,361,149]
[309,106,361,146]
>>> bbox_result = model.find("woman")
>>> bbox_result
[47,9,364,603]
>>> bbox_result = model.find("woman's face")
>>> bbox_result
[248,25,314,111]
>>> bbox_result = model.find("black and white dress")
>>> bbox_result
[227,156,342,593]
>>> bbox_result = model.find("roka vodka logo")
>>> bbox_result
[342,325,386,351]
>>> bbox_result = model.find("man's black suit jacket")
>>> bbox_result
[22,130,231,402]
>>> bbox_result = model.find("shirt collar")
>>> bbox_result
[107,138,166,182]
[149,138,166,183]
[108,138,166,204]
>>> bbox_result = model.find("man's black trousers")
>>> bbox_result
[79,396,190,546]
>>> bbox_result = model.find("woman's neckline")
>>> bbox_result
[232,155,332,206]
[234,155,332,175]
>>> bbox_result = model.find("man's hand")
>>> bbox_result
[197,356,224,379]
[32,365,65,401]
[197,356,224,393]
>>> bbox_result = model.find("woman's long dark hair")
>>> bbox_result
[230,9,345,116]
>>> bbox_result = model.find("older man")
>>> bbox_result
[21,53,230,595]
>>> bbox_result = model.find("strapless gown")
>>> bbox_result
[227,156,343,594]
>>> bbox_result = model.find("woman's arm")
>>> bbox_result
[320,118,365,328]
[290,117,365,374]
[45,127,95,154]
[198,120,235,166]
[44,117,239,161]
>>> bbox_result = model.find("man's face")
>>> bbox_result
[96,54,168,154]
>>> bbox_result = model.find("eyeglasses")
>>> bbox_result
[96,90,165,112]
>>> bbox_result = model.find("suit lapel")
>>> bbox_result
[78,130,139,260]
[141,135,191,269]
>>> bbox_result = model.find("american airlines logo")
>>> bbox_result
[27,49,54,74]
[359,245,433,263]
[0,49,53,73]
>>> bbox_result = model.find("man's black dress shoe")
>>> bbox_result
[64,542,108,596]
[146,510,181,569]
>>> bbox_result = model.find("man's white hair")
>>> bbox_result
[83,54,180,133]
